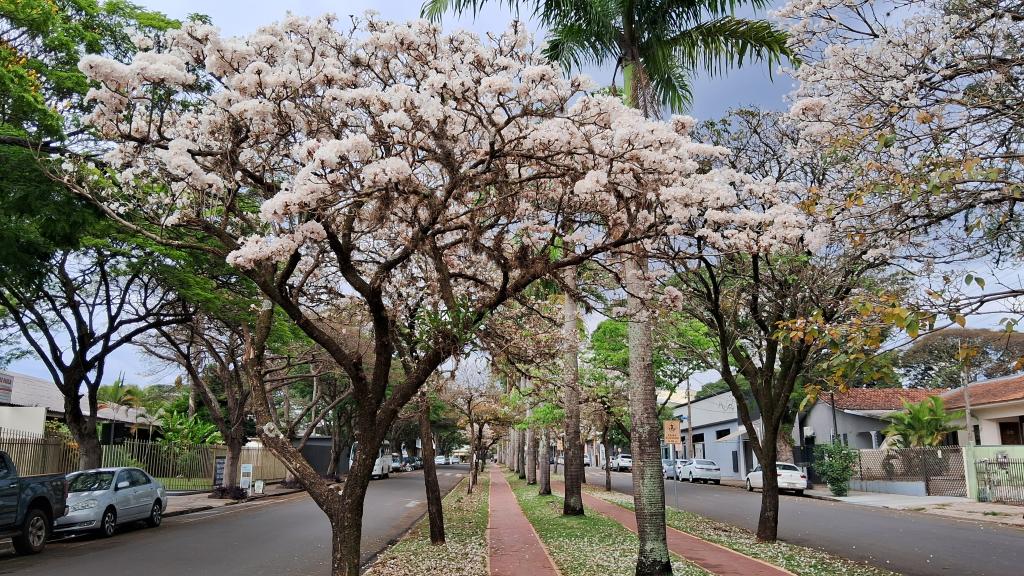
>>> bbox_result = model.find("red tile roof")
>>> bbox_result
[942,374,1024,409]
[823,387,945,410]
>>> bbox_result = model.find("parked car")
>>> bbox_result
[680,459,721,484]
[661,459,678,479]
[391,455,403,472]
[611,454,632,472]
[447,456,458,465]
[434,455,447,465]
[672,459,690,481]
[745,462,806,495]
[55,467,166,538]
[0,450,67,555]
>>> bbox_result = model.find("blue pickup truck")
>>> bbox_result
[0,450,67,554]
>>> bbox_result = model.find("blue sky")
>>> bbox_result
[9,0,792,387]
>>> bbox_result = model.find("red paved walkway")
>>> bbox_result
[489,468,560,576]
[553,481,794,576]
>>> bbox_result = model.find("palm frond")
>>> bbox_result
[663,17,793,79]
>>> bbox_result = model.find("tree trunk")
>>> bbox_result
[526,427,537,485]
[65,399,102,470]
[626,253,673,576]
[517,429,526,479]
[419,392,445,544]
[562,270,584,515]
[222,437,243,489]
[756,438,781,542]
[538,428,551,495]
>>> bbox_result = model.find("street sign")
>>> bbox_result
[663,419,681,446]
[240,463,254,490]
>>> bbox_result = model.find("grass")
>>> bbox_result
[982,510,1012,517]
[364,475,489,576]
[583,485,898,576]
[505,472,709,576]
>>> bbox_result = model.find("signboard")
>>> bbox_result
[253,480,265,494]
[0,374,13,404]
[240,463,254,490]
[212,456,226,487]
[663,420,681,446]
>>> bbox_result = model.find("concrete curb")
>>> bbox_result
[164,487,306,518]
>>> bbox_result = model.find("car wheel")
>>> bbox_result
[746,480,753,492]
[794,489,804,496]
[100,507,117,538]
[383,473,389,479]
[713,480,721,485]
[688,473,694,483]
[12,507,49,555]
[146,501,163,528]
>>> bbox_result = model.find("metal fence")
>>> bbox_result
[855,446,967,497]
[0,429,287,492]
[975,457,1024,505]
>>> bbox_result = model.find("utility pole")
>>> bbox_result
[830,390,840,445]
[959,338,976,445]
[686,377,694,459]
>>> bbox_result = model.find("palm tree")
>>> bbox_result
[425,0,793,567]
[884,397,964,448]
[97,375,140,444]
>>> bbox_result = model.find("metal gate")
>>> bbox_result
[976,456,1024,505]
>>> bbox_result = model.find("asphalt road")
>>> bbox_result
[0,465,469,576]
[584,467,1024,576]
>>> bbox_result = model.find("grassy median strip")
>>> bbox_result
[582,485,898,576]
[506,473,709,576]
[364,474,489,576]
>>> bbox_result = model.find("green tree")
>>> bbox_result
[883,397,963,448]
[423,3,792,571]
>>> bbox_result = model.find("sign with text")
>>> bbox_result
[663,420,681,446]
[212,456,226,487]
[240,463,254,490]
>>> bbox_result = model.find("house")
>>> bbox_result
[0,370,150,438]
[796,387,943,450]
[669,390,757,480]
[943,374,1024,446]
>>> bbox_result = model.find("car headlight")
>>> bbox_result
[70,499,99,512]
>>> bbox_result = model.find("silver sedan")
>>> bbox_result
[55,468,167,537]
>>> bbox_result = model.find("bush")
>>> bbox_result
[814,443,858,497]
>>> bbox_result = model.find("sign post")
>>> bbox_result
[663,420,682,508]
[212,455,226,487]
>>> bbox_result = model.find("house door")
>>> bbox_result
[999,421,1023,445]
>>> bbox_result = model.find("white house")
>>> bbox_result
[944,374,1024,446]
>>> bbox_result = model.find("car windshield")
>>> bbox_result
[69,471,115,492]
[620,454,631,459]
[662,459,674,466]
[778,463,800,472]
[696,460,716,466]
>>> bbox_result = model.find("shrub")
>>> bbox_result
[814,442,859,497]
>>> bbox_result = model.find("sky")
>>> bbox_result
[9,0,792,388]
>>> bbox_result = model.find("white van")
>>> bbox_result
[349,440,393,479]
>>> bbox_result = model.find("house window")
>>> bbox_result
[716,429,731,440]
[692,433,704,444]
[973,425,981,446]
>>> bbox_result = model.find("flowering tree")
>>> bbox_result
[69,14,802,574]
[781,0,1024,317]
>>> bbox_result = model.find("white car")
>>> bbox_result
[661,459,679,479]
[611,454,632,472]
[679,459,721,484]
[434,455,447,465]
[55,468,167,537]
[745,462,806,495]
[672,459,690,480]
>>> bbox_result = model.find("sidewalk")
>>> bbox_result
[488,468,560,576]
[164,484,305,517]
[553,480,793,576]
[720,478,1024,528]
